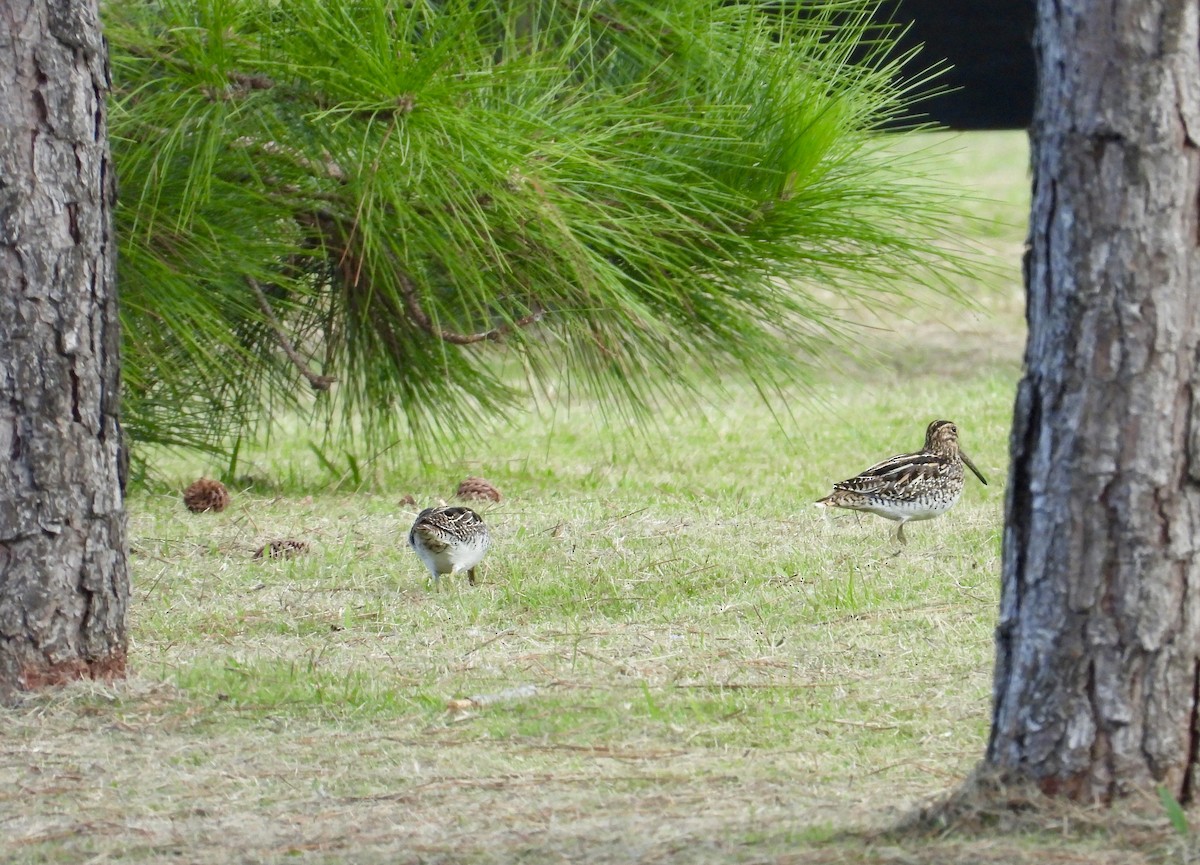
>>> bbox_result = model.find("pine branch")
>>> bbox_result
[246,277,337,392]
[107,0,968,458]
[396,267,543,345]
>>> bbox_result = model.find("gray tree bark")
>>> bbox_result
[989,0,1200,801]
[0,0,128,701]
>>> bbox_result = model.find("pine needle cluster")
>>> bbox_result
[107,0,963,457]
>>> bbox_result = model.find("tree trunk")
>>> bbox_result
[0,0,128,702]
[989,0,1200,802]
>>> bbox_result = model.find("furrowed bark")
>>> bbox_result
[989,0,1200,802]
[0,0,129,702]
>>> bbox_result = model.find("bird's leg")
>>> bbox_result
[895,521,908,545]
[468,567,477,586]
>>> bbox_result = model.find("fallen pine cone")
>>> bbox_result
[398,493,417,507]
[183,478,230,513]
[455,476,501,503]
[254,539,310,560]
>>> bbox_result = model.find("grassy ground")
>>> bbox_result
[3,131,1190,863]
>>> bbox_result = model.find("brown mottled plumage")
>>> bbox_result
[408,506,491,587]
[816,420,987,544]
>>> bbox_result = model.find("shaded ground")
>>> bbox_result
[4,680,1185,864]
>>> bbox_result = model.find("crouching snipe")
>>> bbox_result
[408,506,491,587]
[816,420,987,544]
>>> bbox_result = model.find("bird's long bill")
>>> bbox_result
[961,450,988,485]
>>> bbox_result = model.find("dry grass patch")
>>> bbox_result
[4,678,1185,864]
[5,483,1004,864]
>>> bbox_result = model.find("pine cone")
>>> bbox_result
[183,478,230,513]
[254,538,309,560]
[398,493,418,507]
[455,476,501,503]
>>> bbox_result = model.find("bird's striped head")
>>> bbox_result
[924,419,987,485]
[924,420,959,455]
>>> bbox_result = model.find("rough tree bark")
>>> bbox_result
[0,0,128,702]
[988,0,1200,801]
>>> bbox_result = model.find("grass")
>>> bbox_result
[2,130,1189,863]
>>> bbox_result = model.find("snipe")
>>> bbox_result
[408,506,491,587]
[815,419,987,544]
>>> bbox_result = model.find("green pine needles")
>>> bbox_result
[108,0,963,458]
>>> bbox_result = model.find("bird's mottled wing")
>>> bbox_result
[410,506,487,546]
[434,506,486,541]
[409,507,451,552]
[409,524,448,554]
[833,452,949,496]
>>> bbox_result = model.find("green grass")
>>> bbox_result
[2,131,1186,864]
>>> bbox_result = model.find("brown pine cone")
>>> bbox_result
[183,478,230,513]
[455,476,501,503]
[254,538,309,560]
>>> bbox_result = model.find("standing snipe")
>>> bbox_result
[815,420,987,544]
[408,506,491,587]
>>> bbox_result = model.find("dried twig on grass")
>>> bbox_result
[446,683,538,713]
[461,628,517,659]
